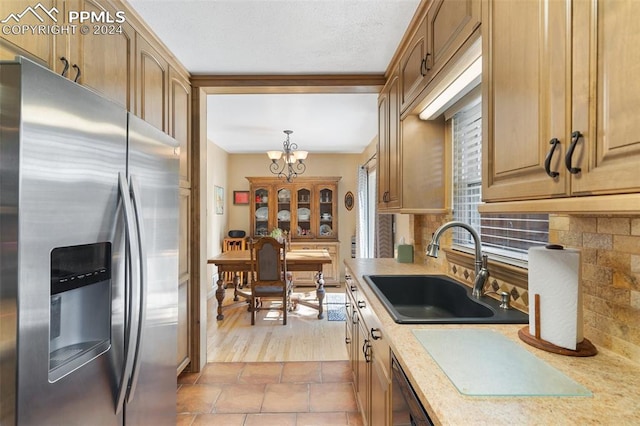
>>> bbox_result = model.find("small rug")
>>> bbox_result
[326,292,346,321]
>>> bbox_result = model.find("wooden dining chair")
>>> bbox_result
[222,237,247,287]
[248,237,291,325]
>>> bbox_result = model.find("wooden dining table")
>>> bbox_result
[208,249,333,321]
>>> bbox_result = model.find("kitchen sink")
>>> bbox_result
[362,275,528,324]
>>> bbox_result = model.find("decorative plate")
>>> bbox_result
[255,206,268,219]
[344,191,354,211]
[277,210,290,220]
[320,224,332,236]
[297,207,311,220]
[278,189,291,201]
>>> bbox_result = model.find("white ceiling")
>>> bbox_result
[126,0,421,153]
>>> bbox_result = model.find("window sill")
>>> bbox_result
[442,247,528,290]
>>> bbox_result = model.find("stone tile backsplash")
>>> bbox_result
[412,213,640,365]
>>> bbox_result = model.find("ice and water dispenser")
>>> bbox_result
[49,243,112,382]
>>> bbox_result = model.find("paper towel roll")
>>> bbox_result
[528,245,582,350]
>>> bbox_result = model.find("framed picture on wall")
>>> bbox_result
[215,186,224,215]
[233,190,250,205]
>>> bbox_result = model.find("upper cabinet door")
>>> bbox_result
[482,0,570,201]
[135,34,168,132]
[316,184,336,239]
[251,186,272,237]
[426,0,481,78]
[0,0,55,65]
[67,0,134,109]
[294,186,313,239]
[570,0,640,195]
[275,186,292,236]
[399,16,428,112]
[169,66,191,188]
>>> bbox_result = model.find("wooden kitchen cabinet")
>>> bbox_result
[0,0,56,65]
[169,66,191,188]
[345,270,391,426]
[483,0,640,204]
[482,0,570,201]
[135,33,168,132]
[569,0,640,196]
[378,71,401,212]
[0,0,134,109]
[399,0,481,114]
[63,0,134,109]
[399,14,428,113]
[378,72,447,214]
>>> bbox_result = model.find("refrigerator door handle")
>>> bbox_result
[115,172,142,414]
[126,175,148,403]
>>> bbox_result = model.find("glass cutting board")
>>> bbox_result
[412,329,592,397]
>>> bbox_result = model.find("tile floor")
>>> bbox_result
[177,361,363,426]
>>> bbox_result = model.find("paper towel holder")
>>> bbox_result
[518,294,597,357]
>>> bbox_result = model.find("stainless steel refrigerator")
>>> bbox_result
[0,57,179,425]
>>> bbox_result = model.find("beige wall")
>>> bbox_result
[206,140,229,291]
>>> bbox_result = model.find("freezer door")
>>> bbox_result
[125,114,179,425]
[4,58,128,425]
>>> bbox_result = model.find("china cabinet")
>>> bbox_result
[247,177,341,286]
[247,177,340,241]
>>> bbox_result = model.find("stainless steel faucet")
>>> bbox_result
[426,221,490,298]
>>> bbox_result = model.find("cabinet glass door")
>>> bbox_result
[295,187,312,238]
[318,187,335,238]
[276,187,291,236]
[253,187,270,236]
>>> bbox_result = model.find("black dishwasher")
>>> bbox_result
[391,353,433,426]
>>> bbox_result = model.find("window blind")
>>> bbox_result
[452,98,548,263]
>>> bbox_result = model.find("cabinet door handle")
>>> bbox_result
[363,339,372,363]
[357,300,366,309]
[72,64,81,83]
[565,131,582,174]
[60,57,69,77]
[424,53,432,73]
[350,285,357,292]
[371,328,382,340]
[420,58,427,77]
[544,138,561,178]
[345,337,351,345]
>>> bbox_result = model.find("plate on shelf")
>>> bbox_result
[255,206,268,220]
[277,210,290,220]
[298,207,310,220]
[320,224,332,236]
[278,189,291,202]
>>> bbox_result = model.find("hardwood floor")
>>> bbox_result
[206,286,348,362]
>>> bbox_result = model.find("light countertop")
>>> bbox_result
[345,258,640,425]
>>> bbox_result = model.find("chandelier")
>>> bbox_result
[267,130,308,182]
